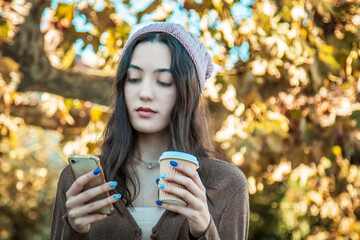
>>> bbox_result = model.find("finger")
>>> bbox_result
[161,174,204,199]
[156,201,194,219]
[158,184,202,209]
[66,168,102,198]
[66,181,117,209]
[72,213,107,229]
[69,194,121,219]
[169,162,205,192]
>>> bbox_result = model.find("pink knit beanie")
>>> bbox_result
[120,22,214,92]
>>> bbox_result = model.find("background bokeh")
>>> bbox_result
[1,0,360,239]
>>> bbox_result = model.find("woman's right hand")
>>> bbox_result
[65,168,121,233]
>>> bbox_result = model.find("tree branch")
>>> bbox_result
[2,0,113,106]
[9,103,91,137]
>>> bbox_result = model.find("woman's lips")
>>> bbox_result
[136,107,156,117]
[137,111,155,117]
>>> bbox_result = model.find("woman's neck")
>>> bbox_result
[134,129,172,163]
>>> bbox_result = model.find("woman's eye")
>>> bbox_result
[158,81,172,87]
[127,78,140,83]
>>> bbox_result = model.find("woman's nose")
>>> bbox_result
[139,78,154,101]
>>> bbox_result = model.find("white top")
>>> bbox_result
[128,207,166,240]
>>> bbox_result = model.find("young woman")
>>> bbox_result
[51,23,249,240]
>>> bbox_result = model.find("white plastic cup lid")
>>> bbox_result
[158,151,199,167]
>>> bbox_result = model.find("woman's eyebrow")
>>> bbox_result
[129,64,142,71]
[128,64,171,73]
[156,68,171,73]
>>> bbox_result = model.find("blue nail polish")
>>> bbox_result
[160,174,167,178]
[158,184,165,189]
[109,181,117,188]
[93,168,101,175]
[113,194,122,200]
[155,178,160,185]
[156,200,163,206]
[170,161,178,167]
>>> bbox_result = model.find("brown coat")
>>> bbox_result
[51,158,249,240]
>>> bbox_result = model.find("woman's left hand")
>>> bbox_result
[156,161,211,238]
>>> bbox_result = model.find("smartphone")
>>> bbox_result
[68,155,114,215]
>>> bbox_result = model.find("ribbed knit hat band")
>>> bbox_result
[120,23,214,93]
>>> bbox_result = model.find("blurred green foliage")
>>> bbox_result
[1,0,360,239]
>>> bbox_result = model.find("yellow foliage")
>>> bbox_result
[318,44,340,71]
[269,160,292,183]
[61,48,76,70]
[332,145,342,156]
[221,84,238,111]
[90,106,104,122]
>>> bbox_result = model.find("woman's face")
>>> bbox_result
[124,42,177,135]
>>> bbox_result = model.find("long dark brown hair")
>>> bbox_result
[100,32,213,207]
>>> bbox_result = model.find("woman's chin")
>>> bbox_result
[133,124,170,135]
